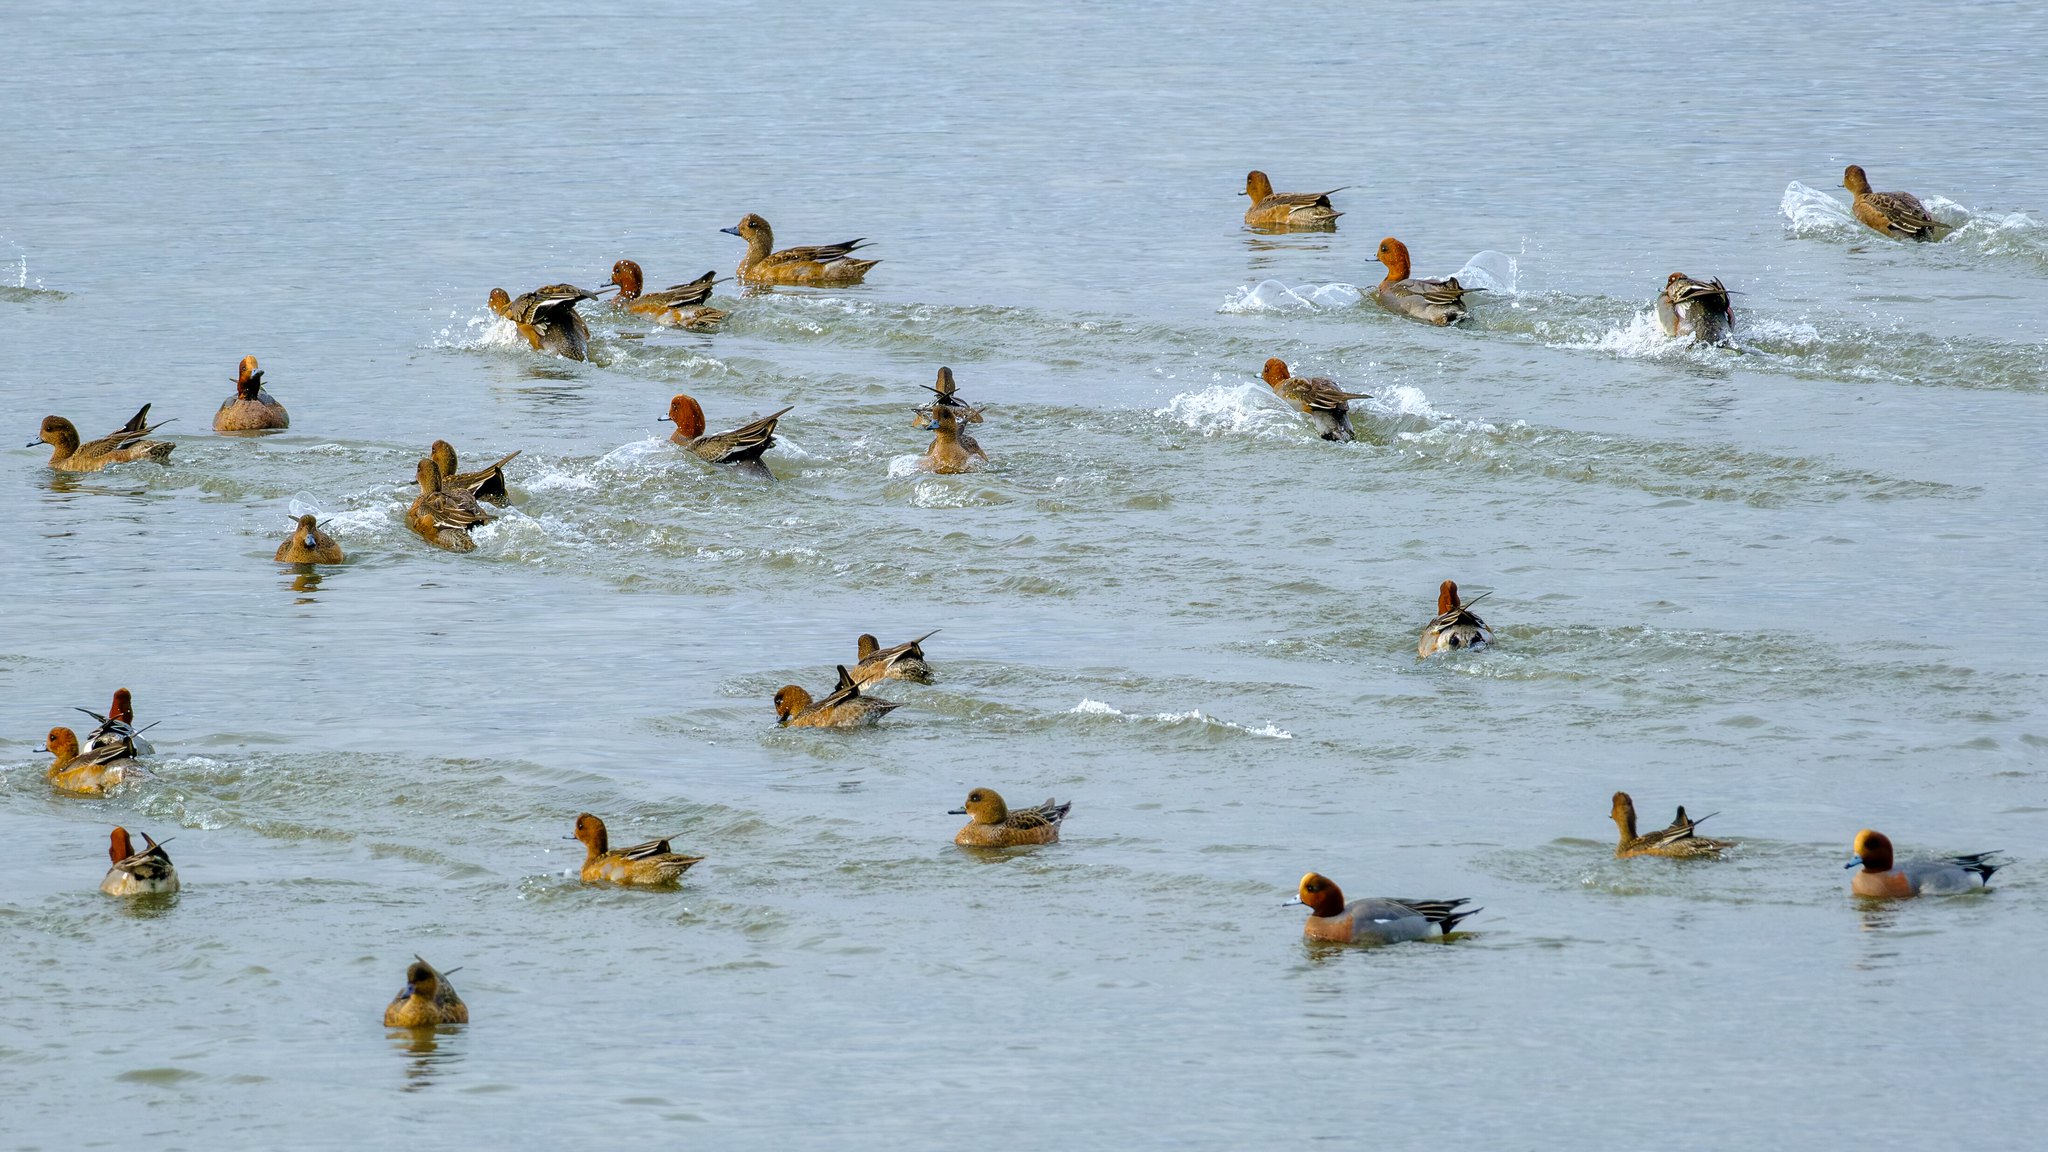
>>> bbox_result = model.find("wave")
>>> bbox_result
[1218,250,1521,315]
[1068,698,1292,739]
[1782,181,2048,270]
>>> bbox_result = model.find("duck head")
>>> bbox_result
[235,355,265,400]
[290,514,322,550]
[1848,829,1894,872]
[1261,357,1291,390]
[110,688,136,725]
[108,826,134,865]
[856,634,881,661]
[664,395,707,439]
[773,685,813,725]
[416,456,445,495]
[400,957,442,1002]
[428,440,460,479]
[40,727,81,764]
[1842,165,1872,195]
[606,259,645,299]
[1610,792,1639,838]
[1290,872,1346,917]
[1438,580,1461,615]
[1242,170,1274,202]
[948,788,1010,824]
[573,812,609,857]
[722,213,772,247]
[1376,238,1412,282]
[32,416,79,453]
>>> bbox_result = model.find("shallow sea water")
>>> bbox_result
[4,2,2046,1148]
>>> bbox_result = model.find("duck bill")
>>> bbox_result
[720,226,742,237]
[947,807,966,815]
[1844,857,1863,869]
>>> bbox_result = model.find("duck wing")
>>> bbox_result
[694,407,793,463]
[641,271,720,309]
[770,239,870,266]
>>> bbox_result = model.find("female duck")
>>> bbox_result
[1261,357,1371,442]
[32,405,174,472]
[407,457,492,553]
[850,629,939,687]
[1240,170,1345,230]
[40,727,137,795]
[774,666,901,729]
[663,395,792,477]
[572,813,703,886]
[101,826,179,896]
[383,956,468,1027]
[78,687,155,757]
[950,789,1070,847]
[1655,273,1735,345]
[604,260,727,331]
[1842,165,1951,242]
[275,514,345,564]
[722,214,878,287]
[488,283,601,360]
[213,355,289,432]
[1847,830,2001,897]
[917,403,986,475]
[1610,792,1729,858]
[1418,579,1492,658]
[1373,238,1478,326]
[430,440,520,506]
[1289,873,1476,945]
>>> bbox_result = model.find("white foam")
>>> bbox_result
[1068,698,1292,739]
[1363,383,1451,422]
[1450,250,1519,295]
[1781,181,1860,238]
[1156,382,1297,438]
[286,492,326,520]
[1217,279,1362,313]
[430,309,522,350]
[887,453,927,478]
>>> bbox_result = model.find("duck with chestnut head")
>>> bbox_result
[1288,873,1477,945]
[1847,830,2001,898]
[1372,237,1478,326]
[213,355,289,432]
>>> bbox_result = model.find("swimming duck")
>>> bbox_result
[406,457,491,553]
[1842,165,1951,242]
[383,956,469,1027]
[1261,357,1371,442]
[488,283,602,360]
[722,214,878,286]
[429,440,520,506]
[275,513,346,564]
[663,395,792,478]
[950,789,1070,847]
[1289,873,1477,945]
[604,261,728,331]
[77,688,156,757]
[916,402,986,475]
[571,812,703,886]
[774,665,902,729]
[100,826,179,896]
[1610,792,1729,859]
[39,727,136,795]
[1655,273,1736,345]
[213,355,289,432]
[850,629,939,687]
[917,364,984,439]
[1240,170,1345,230]
[1847,830,2002,897]
[1373,238,1478,326]
[31,405,174,472]
[1417,580,1492,658]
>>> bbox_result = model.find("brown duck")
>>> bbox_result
[1240,170,1345,230]
[275,514,345,564]
[572,813,704,886]
[1842,165,1951,242]
[40,727,137,795]
[850,629,939,687]
[1655,273,1735,346]
[213,355,289,432]
[774,665,901,729]
[383,956,469,1027]
[1610,792,1730,859]
[950,789,1070,847]
[32,405,174,472]
[663,395,791,477]
[488,283,602,360]
[1417,580,1492,658]
[604,261,727,331]
[406,457,491,552]
[1261,357,1372,442]
[1373,238,1478,326]
[723,214,878,286]
[430,440,519,506]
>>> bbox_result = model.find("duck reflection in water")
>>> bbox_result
[389,1025,465,1090]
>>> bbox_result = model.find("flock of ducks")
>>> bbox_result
[22,165,2006,1024]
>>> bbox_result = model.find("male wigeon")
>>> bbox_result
[40,727,136,795]
[31,405,174,472]
[383,956,468,1027]
[274,513,346,564]
[1240,170,1345,230]
[1261,357,1371,443]
[774,666,901,728]
[1610,792,1729,859]
[950,789,1070,847]
[1289,873,1477,945]
[571,813,703,886]
[407,457,491,553]
[850,629,939,687]
[430,440,520,506]
[1847,830,2002,898]
[722,214,878,286]
[78,688,156,757]
[604,261,728,331]
[487,283,603,360]
[1654,273,1735,345]
[100,826,179,896]
[1373,238,1479,326]
[662,395,792,478]
[1841,165,1951,242]
[213,355,289,432]
[1417,580,1492,658]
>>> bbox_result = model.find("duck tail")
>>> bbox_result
[1400,898,1476,935]
[1949,852,2002,884]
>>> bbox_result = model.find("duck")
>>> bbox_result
[1289,873,1477,945]
[604,260,727,331]
[917,402,986,475]
[100,826,179,896]
[77,687,156,757]
[1261,357,1372,442]
[571,813,703,886]
[1417,580,1492,658]
[406,457,491,553]
[487,283,602,360]
[662,394,792,478]
[212,355,289,432]
[383,956,469,1027]
[1847,830,2002,898]
[722,214,878,286]
[429,439,520,506]
[774,665,901,729]
[1610,792,1729,859]
[850,629,939,687]
[1842,165,1951,242]
[949,789,1069,847]
[1240,170,1345,230]
[918,365,985,443]
[39,727,137,795]
[1373,238,1478,326]
[1655,273,1736,345]
[31,405,174,472]
[275,513,346,564]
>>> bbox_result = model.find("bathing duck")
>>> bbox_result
[663,395,792,477]
[722,214,878,286]
[1373,238,1478,326]
[1842,165,1951,242]
[213,355,289,432]
[40,727,137,795]
[100,827,179,896]
[917,402,986,475]
[605,261,727,331]
[488,283,601,360]
[917,366,985,447]
[571,813,703,886]
[274,514,345,564]
[1240,170,1345,230]
[1418,580,1492,658]
[1289,873,1477,945]
[32,405,174,472]
[1655,274,1735,345]
[1261,357,1371,442]
[1610,792,1729,859]
[850,629,939,687]
[383,956,468,1027]
[407,457,491,553]
[77,688,156,757]
[774,665,901,729]
[430,440,520,506]
[1848,830,2002,897]
[950,789,1070,847]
